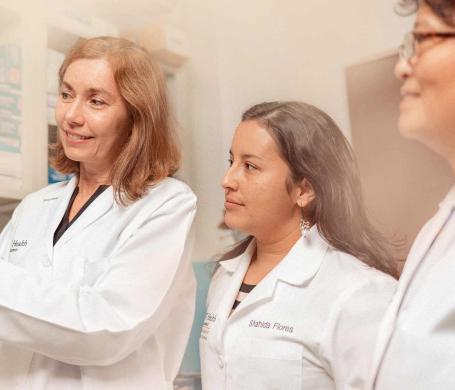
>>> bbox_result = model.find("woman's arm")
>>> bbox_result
[0,188,196,366]
[320,273,397,390]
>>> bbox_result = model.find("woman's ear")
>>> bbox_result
[295,178,315,208]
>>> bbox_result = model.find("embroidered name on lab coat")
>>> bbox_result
[9,239,28,253]
[201,312,217,340]
[249,319,294,333]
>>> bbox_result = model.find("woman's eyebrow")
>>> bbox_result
[414,19,432,29]
[87,87,115,99]
[60,81,74,91]
[59,82,115,99]
[229,150,263,160]
[241,153,263,160]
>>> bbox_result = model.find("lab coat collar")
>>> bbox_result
[43,176,79,259]
[219,226,327,284]
[439,184,455,211]
[43,175,78,202]
[42,176,115,248]
[220,226,327,324]
[219,239,256,273]
[400,183,455,283]
[57,183,115,247]
[275,226,328,286]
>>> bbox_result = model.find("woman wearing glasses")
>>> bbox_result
[371,1,455,389]
[200,101,397,389]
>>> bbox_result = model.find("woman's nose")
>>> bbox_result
[394,56,413,81]
[221,166,238,191]
[64,100,84,126]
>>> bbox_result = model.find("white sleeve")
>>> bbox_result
[321,274,397,390]
[0,221,12,261]
[0,201,21,261]
[0,189,197,366]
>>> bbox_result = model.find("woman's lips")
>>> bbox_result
[224,199,244,209]
[400,86,420,98]
[63,130,94,144]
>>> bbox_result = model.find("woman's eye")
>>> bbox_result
[227,158,233,166]
[91,99,106,107]
[245,162,257,171]
[60,91,71,100]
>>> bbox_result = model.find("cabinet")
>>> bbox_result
[0,1,45,199]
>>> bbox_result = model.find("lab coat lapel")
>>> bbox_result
[371,188,455,385]
[56,185,115,247]
[399,208,454,289]
[230,226,326,319]
[44,177,78,260]
[215,242,255,347]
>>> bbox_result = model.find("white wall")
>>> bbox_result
[180,0,413,260]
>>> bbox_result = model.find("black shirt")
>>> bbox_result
[53,185,109,246]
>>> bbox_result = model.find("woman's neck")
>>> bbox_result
[243,226,301,285]
[78,164,111,198]
[254,227,301,267]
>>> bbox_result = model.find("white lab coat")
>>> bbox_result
[0,176,197,390]
[200,227,396,390]
[371,185,455,390]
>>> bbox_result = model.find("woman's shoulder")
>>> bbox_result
[124,177,197,220]
[19,180,72,206]
[5,180,73,224]
[143,177,196,203]
[318,246,397,296]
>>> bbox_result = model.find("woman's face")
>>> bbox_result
[221,120,304,240]
[395,3,455,160]
[55,58,129,172]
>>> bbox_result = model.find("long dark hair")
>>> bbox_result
[396,0,455,25]
[221,102,398,278]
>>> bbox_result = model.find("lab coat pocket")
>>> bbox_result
[52,255,109,287]
[52,255,87,286]
[82,257,110,286]
[228,337,302,390]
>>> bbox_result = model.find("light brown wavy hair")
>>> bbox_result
[221,102,398,279]
[50,36,180,205]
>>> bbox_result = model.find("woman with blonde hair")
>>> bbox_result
[0,36,196,389]
[200,101,397,389]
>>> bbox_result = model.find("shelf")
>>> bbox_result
[47,6,118,53]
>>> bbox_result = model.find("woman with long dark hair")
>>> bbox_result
[200,101,397,389]
[371,1,455,389]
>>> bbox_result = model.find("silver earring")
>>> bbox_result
[300,217,311,238]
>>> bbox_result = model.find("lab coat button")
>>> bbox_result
[41,258,52,267]
[218,355,224,368]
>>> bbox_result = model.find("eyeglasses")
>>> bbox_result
[399,31,455,61]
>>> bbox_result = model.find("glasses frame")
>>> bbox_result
[399,31,455,61]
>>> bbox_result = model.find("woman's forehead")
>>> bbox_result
[231,121,280,158]
[63,58,121,96]
[415,2,454,29]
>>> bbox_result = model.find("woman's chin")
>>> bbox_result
[224,216,247,235]
[397,114,425,141]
